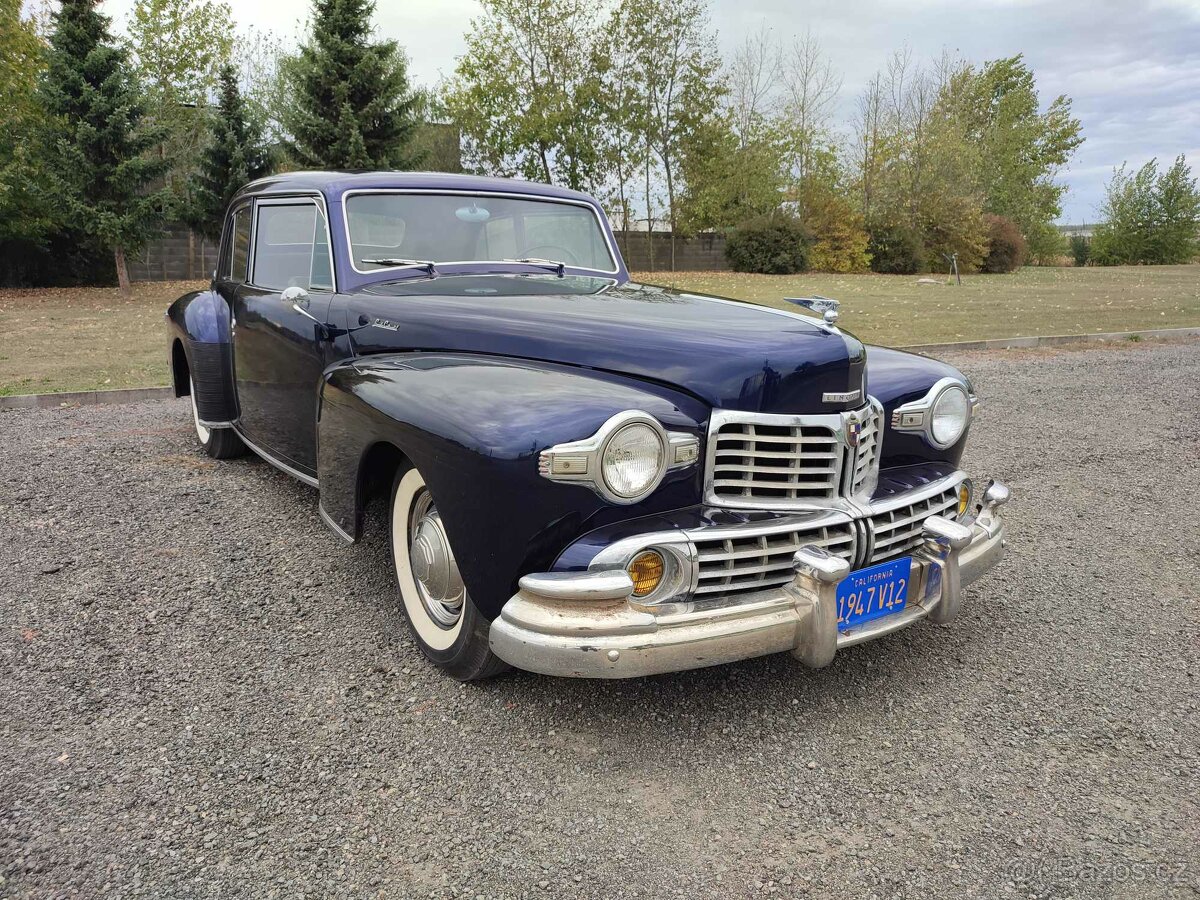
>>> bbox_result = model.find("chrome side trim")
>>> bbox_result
[197,418,237,429]
[319,503,354,544]
[234,426,319,488]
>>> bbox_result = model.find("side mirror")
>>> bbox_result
[282,285,322,325]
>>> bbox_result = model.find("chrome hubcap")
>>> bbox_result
[408,490,464,629]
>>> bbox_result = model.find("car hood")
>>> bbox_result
[344,281,866,414]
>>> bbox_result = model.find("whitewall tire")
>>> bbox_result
[389,466,507,680]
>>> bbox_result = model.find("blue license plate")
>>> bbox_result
[836,557,913,631]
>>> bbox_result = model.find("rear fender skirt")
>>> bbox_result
[165,289,238,423]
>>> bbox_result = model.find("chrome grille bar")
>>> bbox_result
[691,521,856,596]
[705,402,884,510]
[678,475,963,600]
[869,486,958,564]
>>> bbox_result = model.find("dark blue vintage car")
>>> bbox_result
[165,171,1009,680]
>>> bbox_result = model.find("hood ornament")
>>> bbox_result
[786,296,840,326]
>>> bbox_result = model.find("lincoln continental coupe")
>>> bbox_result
[165,172,1009,680]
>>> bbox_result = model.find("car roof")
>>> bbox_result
[234,171,601,206]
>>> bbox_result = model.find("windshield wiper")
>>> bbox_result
[504,257,566,277]
[361,258,438,277]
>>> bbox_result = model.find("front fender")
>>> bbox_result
[317,353,709,619]
[165,289,237,423]
[866,346,970,468]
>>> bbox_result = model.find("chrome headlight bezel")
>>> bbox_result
[538,410,700,505]
[929,382,971,447]
[889,377,975,449]
[599,420,666,501]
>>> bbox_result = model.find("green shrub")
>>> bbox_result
[805,189,871,273]
[866,222,926,274]
[724,214,812,274]
[980,214,1027,273]
[1069,234,1090,267]
[1024,221,1068,265]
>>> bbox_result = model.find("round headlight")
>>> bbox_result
[600,422,666,500]
[930,385,970,447]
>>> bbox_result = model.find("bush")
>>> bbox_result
[866,222,926,274]
[725,213,812,274]
[1069,234,1090,267]
[805,190,871,273]
[980,214,1027,273]
[1024,221,1067,265]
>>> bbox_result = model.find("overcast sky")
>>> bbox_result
[99,0,1200,224]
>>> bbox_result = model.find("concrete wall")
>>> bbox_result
[132,226,731,283]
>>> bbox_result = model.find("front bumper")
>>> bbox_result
[489,483,1009,678]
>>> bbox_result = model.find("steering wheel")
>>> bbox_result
[522,245,580,266]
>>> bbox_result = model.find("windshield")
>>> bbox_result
[344,192,617,274]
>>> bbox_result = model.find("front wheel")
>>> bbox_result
[389,467,508,681]
[190,377,245,459]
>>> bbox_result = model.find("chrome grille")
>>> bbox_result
[869,486,959,564]
[673,478,964,601]
[848,402,883,497]
[706,401,883,510]
[710,422,841,503]
[690,520,856,598]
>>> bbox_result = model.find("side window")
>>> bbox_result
[252,202,333,291]
[310,210,334,290]
[228,206,251,281]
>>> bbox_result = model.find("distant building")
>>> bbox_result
[1057,223,1098,239]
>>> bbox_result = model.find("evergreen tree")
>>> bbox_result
[187,63,270,241]
[39,0,168,297]
[283,0,423,169]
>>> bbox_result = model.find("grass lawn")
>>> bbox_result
[0,281,203,396]
[1,265,1197,395]
[633,264,1200,347]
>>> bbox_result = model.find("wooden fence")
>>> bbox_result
[131,226,731,282]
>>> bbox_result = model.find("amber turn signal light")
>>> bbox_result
[957,480,973,518]
[627,550,665,598]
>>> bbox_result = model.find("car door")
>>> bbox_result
[232,196,336,476]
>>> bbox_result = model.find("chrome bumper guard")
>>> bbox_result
[489,481,1009,678]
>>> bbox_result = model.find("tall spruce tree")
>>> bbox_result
[39,0,167,297]
[284,0,423,169]
[187,63,270,241]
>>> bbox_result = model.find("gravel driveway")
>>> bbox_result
[2,340,1197,900]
